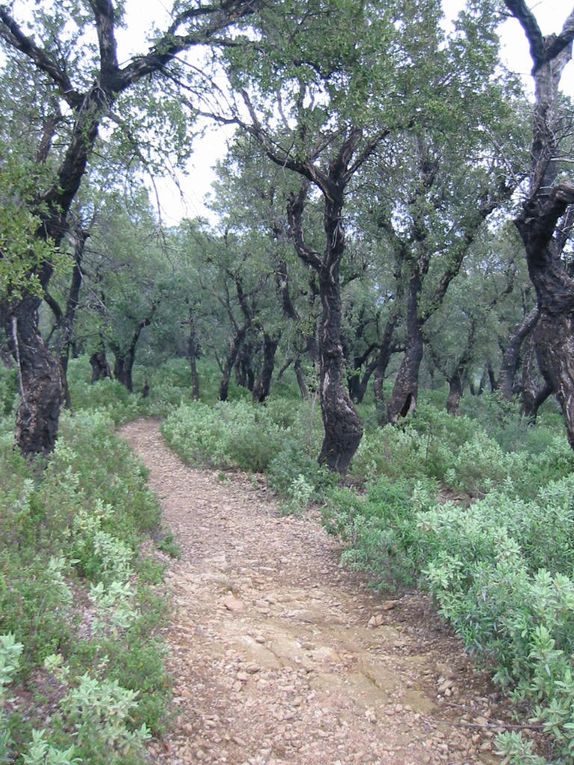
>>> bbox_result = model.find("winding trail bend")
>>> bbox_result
[121,419,505,765]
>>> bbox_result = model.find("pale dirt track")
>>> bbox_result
[121,419,509,765]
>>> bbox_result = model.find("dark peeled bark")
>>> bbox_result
[287,171,366,472]
[253,333,280,403]
[44,228,87,408]
[90,349,111,382]
[373,309,400,425]
[499,307,539,400]
[4,296,64,457]
[235,342,255,391]
[113,355,133,392]
[387,274,424,422]
[533,305,574,439]
[219,324,248,402]
[504,1,574,445]
[521,334,553,420]
[317,266,363,473]
[446,371,464,416]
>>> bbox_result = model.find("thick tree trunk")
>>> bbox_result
[387,275,424,423]
[220,325,248,402]
[113,353,135,392]
[90,349,111,383]
[253,333,279,403]
[283,135,370,472]
[373,309,400,425]
[187,315,201,401]
[235,341,255,391]
[503,2,574,444]
[521,334,553,420]
[533,302,574,440]
[4,296,64,457]
[446,370,464,416]
[317,266,363,473]
[499,307,538,400]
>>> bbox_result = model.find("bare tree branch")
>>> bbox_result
[0,6,82,106]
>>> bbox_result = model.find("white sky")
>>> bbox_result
[119,0,574,225]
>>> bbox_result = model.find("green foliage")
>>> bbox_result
[0,410,170,763]
[68,373,143,425]
[324,476,437,589]
[330,400,574,763]
[0,151,60,300]
[0,367,17,416]
[162,400,285,472]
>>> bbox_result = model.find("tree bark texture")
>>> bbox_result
[317,264,363,473]
[90,349,111,383]
[387,273,424,422]
[503,0,574,444]
[499,307,539,400]
[520,334,553,420]
[253,333,280,403]
[219,325,248,402]
[446,371,464,416]
[3,296,64,457]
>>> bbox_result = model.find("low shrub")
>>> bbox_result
[0,410,170,764]
[163,400,286,472]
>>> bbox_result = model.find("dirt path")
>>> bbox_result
[121,419,508,765]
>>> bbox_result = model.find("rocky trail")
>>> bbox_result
[121,419,510,765]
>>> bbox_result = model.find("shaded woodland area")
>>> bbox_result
[0,0,571,468]
[2,1,574,764]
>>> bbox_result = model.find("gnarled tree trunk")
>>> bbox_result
[498,307,538,400]
[317,264,363,472]
[504,0,574,445]
[446,370,464,416]
[90,348,111,383]
[253,332,280,403]
[4,295,64,457]
[520,334,553,420]
[387,273,424,422]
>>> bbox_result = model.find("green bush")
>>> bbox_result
[0,366,17,416]
[163,400,286,472]
[323,476,437,589]
[0,410,170,763]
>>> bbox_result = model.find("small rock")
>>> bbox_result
[223,595,244,612]
[368,614,384,628]
[382,599,400,611]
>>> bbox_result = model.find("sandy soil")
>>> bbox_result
[121,419,511,765]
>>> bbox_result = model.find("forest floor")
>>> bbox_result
[121,419,514,765]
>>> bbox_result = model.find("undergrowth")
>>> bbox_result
[6,357,573,764]
[0,410,172,764]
